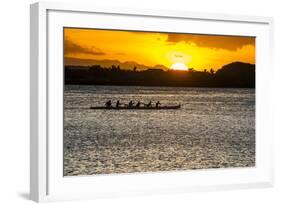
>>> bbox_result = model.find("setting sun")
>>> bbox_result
[171,62,189,71]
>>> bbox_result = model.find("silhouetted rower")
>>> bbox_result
[156,101,161,108]
[116,100,120,108]
[136,101,141,108]
[146,101,152,107]
[105,100,112,107]
[128,100,134,107]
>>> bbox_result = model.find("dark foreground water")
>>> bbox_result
[63,85,255,176]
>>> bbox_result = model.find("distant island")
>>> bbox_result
[64,62,255,88]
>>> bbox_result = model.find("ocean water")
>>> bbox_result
[63,85,255,176]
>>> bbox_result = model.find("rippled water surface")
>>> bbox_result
[64,85,255,176]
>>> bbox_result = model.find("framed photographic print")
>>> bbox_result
[30,2,274,202]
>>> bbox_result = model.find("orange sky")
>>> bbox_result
[64,28,255,71]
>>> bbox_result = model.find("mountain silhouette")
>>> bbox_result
[64,57,168,71]
[215,62,255,87]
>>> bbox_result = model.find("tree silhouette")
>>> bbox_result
[65,62,255,88]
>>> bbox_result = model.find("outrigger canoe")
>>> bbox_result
[89,104,181,110]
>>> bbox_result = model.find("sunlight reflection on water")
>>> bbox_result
[64,85,255,176]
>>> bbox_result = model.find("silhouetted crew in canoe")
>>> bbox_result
[156,101,161,108]
[145,101,152,108]
[135,101,141,108]
[105,100,112,107]
[89,102,180,109]
[128,100,134,107]
[116,100,120,108]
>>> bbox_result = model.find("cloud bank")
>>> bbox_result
[64,39,105,56]
[166,34,255,51]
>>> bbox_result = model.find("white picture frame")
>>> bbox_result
[30,1,274,202]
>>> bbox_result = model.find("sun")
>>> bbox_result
[170,62,189,71]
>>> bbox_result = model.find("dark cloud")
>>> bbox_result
[166,34,255,51]
[64,39,105,55]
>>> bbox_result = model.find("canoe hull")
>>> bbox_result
[89,105,181,110]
